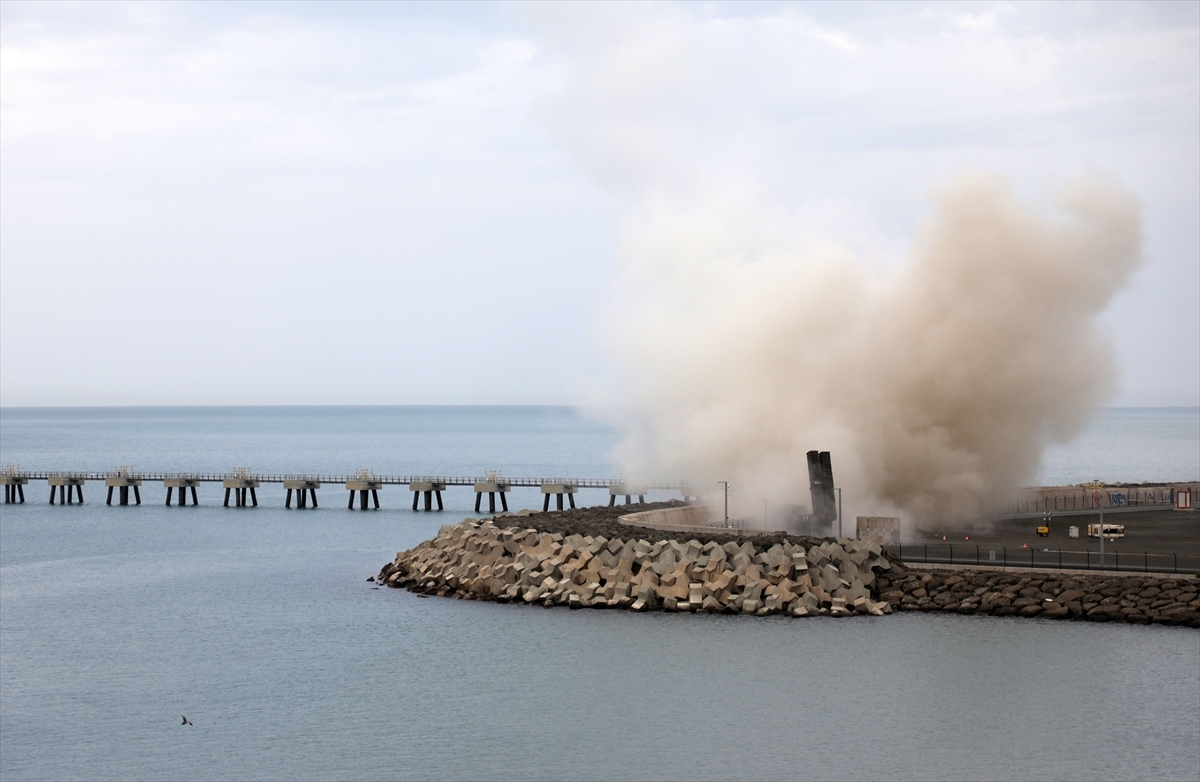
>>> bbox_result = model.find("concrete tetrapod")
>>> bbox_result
[377,516,897,619]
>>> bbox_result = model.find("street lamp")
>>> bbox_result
[1090,480,1105,568]
[717,481,729,527]
[835,487,843,539]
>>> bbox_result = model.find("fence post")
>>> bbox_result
[1086,550,1090,570]
[1059,549,1062,569]
[899,542,903,561]
[1144,551,1147,573]
[1003,546,1006,568]
[924,543,928,563]
[976,545,980,566]
[1115,551,1119,572]
[1030,547,1034,569]
[949,544,953,565]
[1174,552,1177,574]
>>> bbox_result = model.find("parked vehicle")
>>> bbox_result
[1087,523,1125,538]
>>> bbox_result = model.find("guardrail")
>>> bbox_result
[884,543,1199,575]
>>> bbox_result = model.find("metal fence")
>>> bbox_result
[1011,493,1180,514]
[884,543,1199,575]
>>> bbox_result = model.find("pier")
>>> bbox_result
[0,469,688,511]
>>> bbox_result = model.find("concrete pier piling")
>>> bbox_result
[346,479,382,510]
[409,481,445,511]
[222,478,259,507]
[284,480,320,508]
[2,475,28,504]
[473,480,510,513]
[104,476,143,506]
[50,476,86,504]
[608,483,646,506]
[541,482,577,511]
[164,478,200,506]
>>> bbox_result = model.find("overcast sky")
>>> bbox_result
[1,1,1197,407]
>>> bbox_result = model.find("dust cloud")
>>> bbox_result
[597,174,1143,526]
[532,7,1147,526]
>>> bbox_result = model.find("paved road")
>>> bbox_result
[901,509,1200,574]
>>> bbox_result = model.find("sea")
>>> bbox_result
[1,406,1197,781]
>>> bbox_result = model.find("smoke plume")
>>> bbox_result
[536,7,1147,525]
[600,175,1143,525]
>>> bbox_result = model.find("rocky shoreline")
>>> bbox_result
[375,504,1200,627]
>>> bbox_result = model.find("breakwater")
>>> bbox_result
[378,514,895,616]
[378,506,1200,627]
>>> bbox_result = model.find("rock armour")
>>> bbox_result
[378,517,894,616]
[881,570,1200,627]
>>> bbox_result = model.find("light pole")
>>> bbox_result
[1091,481,1105,568]
[718,481,729,527]
[835,487,843,539]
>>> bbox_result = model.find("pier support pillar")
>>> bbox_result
[541,482,577,512]
[346,480,382,510]
[51,476,87,504]
[409,481,445,512]
[104,477,142,506]
[608,484,646,507]
[473,481,510,513]
[164,478,200,506]
[223,478,259,508]
[284,480,320,509]
[3,475,28,504]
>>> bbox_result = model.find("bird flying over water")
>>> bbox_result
[181,715,192,726]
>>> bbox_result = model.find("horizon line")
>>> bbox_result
[1,403,1197,411]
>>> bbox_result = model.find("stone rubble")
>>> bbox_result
[878,568,1200,627]
[377,516,895,617]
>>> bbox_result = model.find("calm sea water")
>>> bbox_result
[1036,407,1199,485]
[1,407,1198,781]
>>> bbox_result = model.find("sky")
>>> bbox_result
[1,0,1197,408]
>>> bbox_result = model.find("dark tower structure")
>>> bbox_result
[806,450,837,524]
